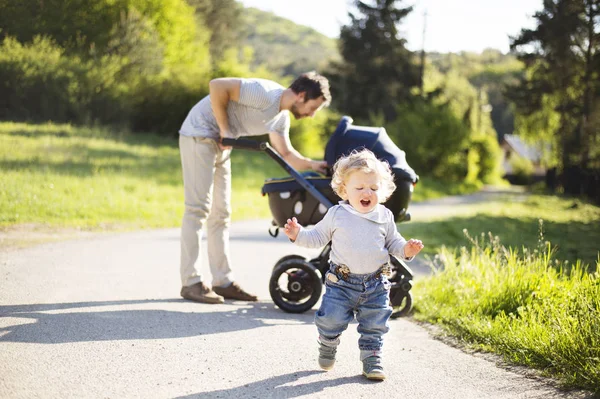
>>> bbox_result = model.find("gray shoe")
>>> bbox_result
[318,341,337,371]
[362,356,385,380]
[180,282,224,304]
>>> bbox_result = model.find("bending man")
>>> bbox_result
[178,72,331,304]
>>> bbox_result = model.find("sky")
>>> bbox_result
[238,0,543,54]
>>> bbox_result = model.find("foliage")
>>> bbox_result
[414,233,600,392]
[289,110,343,158]
[428,50,524,140]
[387,100,471,181]
[241,7,340,79]
[0,0,211,72]
[469,134,504,184]
[0,36,130,126]
[187,0,244,66]
[328,0,420,122]
[509,0,600,173]
[509,153,535,185]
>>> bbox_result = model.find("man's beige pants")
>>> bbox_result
[179,135,233,288]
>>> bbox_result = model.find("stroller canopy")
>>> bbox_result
[324,116,418,183]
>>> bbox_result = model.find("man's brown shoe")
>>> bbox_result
[180,282,224,304]
[212,282,258,301]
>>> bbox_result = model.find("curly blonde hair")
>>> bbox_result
[331,149,396,202]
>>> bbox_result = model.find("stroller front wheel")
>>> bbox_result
[269,259,322,313]
[390,291,413,318]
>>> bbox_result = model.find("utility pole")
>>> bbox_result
[419,9,427,97]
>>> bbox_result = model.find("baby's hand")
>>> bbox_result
[404,239,424,258]
[284,217,301,241]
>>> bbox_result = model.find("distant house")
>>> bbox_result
[501,134,546,176]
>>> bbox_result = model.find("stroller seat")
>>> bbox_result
[262,173,340,227]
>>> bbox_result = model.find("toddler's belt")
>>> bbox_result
[331,263,391,281]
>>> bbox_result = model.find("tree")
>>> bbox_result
[187,0,244,66]
[328,0,420,123]
[509,0,600,172]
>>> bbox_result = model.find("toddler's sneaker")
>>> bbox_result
[318,341,337,370]
[362,355,385,380]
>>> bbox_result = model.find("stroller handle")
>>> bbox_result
[223,137,335,209]
[221,138,267,151]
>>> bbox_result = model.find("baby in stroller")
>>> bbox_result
[283,149,424,380]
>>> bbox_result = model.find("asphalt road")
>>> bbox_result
[0,193,594,398]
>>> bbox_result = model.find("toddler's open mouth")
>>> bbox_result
[360,199,371,207]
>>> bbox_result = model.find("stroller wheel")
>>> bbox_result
[390,291,413,319]
[269,259,322,314]
[272,254,307,271]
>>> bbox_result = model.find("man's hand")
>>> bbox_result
[310,160,328,175]
[284,217,302,241]
[404,239,424,258]
[218,134,232,151]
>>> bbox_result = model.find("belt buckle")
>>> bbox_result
[381,264,391,278]
[336,264,350,281]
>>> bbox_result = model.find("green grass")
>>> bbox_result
[0,121,473,232]
[400,194,600,266]
[0,122,284,230]
[413,236,600,393]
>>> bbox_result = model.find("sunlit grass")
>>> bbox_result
[0,122,281,230]
[400,194,600,266]
[1,121,473,234]
[414,232,600,393]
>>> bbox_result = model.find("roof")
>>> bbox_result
[502,134,543,163]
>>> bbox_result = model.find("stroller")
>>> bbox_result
[223,116,419,318]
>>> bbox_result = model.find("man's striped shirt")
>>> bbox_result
[179,78,290,139]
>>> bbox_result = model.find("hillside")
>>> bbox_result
[241,7,341,78]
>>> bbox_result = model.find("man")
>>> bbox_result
[178,71,331,304]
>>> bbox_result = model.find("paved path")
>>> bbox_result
[0,192,593,398]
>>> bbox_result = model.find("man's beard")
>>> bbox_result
[290,103,305,119]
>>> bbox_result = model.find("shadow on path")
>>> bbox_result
[0,299,314,344]
[174,370,375,399]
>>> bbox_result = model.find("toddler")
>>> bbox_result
[284,148,423,380]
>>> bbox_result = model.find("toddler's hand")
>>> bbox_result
[404,239,424,258]
[284,217,301,241]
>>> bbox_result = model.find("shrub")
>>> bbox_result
[0,36,129,126]
[469,134,504,184]
[387,101,471,182]
[510,154,534,185]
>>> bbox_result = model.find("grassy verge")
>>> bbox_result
[413,234,600,393]
[0,121,473,233]
[399,193,600,266]
[0,122,289,231]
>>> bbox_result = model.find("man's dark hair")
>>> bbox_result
[289,71,331,107]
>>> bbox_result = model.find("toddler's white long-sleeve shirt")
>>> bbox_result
[294,202,413,274]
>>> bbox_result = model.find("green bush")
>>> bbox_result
[289,109,342,159]
[469,134,504,184]
[387,101,471,181]
[129,73,209,136]
[510,154,534,185]
[0,36,129,126]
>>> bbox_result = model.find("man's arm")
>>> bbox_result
[269,132,327,173]
[209,78,241,142]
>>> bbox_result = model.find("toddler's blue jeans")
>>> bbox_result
[315,264,393,359]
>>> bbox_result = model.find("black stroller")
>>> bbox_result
[223,116,419,318]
